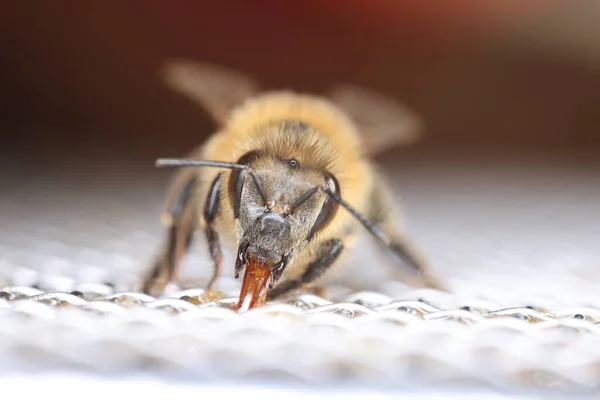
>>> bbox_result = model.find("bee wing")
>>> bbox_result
[327,85,424,156]
[161,59,261,125]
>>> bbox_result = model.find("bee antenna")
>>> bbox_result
[320,185,391,247]
[291,186,320,212]
[157,158,245,169]
[155,158,268,204]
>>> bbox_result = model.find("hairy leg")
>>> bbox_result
[267,239,344,300]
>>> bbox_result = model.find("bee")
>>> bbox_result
[142,60,446,309]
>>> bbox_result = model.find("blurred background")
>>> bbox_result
[2,1,600,303]
[4,1,600,155]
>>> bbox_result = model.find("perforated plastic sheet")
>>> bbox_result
[1,150,599,397]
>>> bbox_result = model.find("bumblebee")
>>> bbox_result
[143,60,445,309]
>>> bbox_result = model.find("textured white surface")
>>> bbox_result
[1,148,599,397]
[0,373,542,400]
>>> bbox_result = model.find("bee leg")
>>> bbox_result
[385,233,446,290]
[374,221,446,291]
[267,239,344,300]
[142,175,199,296]
[368,172,446,291]
[202,173,224,289]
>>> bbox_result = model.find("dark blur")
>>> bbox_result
[3,1,600,166]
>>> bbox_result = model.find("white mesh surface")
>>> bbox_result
[1,151,599,397]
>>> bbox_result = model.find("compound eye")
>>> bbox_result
[289,158,300,169]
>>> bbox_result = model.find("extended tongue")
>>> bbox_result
[234,256,272,311]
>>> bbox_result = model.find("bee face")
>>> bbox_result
[235,153,330,274]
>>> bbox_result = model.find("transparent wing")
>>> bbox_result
[161,59,261,125]
[327,85,424,156]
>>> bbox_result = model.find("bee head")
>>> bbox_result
[228,145,340,309]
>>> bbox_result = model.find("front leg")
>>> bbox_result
[267,239,344,300]
[202,173,224,289]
